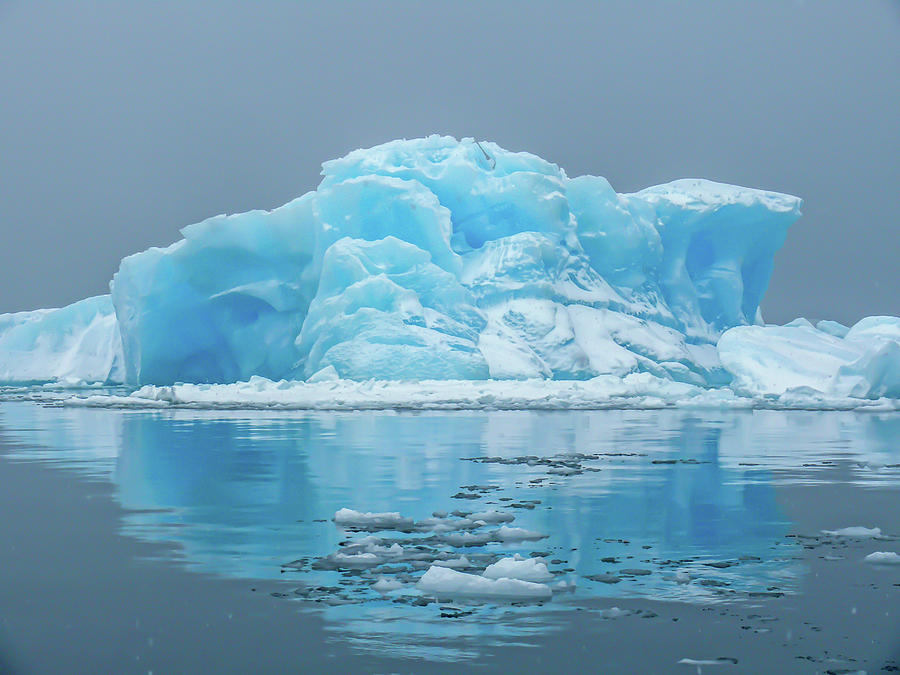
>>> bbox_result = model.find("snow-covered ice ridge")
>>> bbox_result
[1,136,898,407]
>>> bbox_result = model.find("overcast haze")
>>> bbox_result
[0,1,897,324]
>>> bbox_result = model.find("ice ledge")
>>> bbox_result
[62,374,900,412]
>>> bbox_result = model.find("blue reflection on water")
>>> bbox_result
[2,402,898,660]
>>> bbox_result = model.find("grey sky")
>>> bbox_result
[0,0,897,324]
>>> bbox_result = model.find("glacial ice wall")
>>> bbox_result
[1,135,896,403]
[109,136,800,386]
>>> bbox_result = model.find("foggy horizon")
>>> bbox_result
[1,1,897,325]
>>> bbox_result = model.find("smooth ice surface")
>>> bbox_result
[0,136,897,406]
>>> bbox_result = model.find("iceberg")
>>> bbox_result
[0,135,897,407]
[0,295,123,385]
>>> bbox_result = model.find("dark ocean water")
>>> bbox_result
[1,400,898,673]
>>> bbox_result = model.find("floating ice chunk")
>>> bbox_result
[482,555,554,583]
[677,657,738,666]
[333,508,415,531]
[416,565,552,601]
[438,531,500,547]
[496,526,548,542]
[372,577,405,593]
[821,526,882,538]
[431,556,473,570]
[412,511,508,534]
[468,510,515,524]
[674,571,692,584]
[322,552,381,568]
[864,551,900,565]
[417,516,485,534]
[340,536,405,558]
[599,606,631,619]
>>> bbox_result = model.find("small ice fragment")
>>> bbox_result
[333,508,415,531]
[417,566,552,601]
[547,466,581,476]
[468,510,515,524]
[864,551,900,565]
[821,526,882,538]
[439,531,499,547]
[372,577,404,594]
[620,568,652,576]
[586,573,621,584]
[482,555,553,583]
[432,555,473,570]
[496,525,548,542]
[600,607,630,619]
[325,552,381,568]
[674,571,691,584]
[677,657,738,666]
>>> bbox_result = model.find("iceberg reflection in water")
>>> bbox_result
[1,402,898,659]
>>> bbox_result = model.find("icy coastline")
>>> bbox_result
[1,136,897,408]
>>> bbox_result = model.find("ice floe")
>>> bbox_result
[416,566,552,601]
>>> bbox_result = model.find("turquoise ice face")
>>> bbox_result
[100,136,803,386]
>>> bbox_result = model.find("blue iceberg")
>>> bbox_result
[1,136,897,407]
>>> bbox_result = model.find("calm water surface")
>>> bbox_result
[1,400,898,672]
